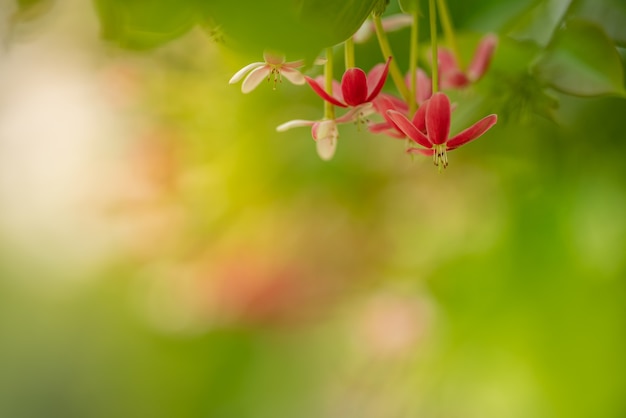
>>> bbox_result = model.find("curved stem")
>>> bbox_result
[409,10,419,115]
[436,0,462,69]
[324,47,335,120]
[429,0,439,94]
[373,14,411,103]
[344,37,355,69]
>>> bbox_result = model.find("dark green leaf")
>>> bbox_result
[397,0,418,14]
[94,0,197,50]
[569,0,626,47]
[199,0,378,59]
[532,19,625,97]
[508,0,572,47]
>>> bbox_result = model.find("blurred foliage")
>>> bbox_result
[92,0,379,58]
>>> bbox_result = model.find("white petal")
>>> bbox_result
[229,62,264,84]
[316,136,337,161]
[241,66,270,93]
[263,52,286,65]
[382,14,413,32]
[353,21,373,43]
[281,68,305,85]
[276,119,315,132]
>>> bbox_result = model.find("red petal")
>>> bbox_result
[407,147,434,156]
[305,76,347,108]
[440,71,470,89]
[467,34,498,82]
[365,56,392,102]
[387,110,432,148]
[411,102,428,134]
[447,114,497,150]
[341,68,368,106]
[425,92,451,145]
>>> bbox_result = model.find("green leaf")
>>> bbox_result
[397,0,418,14]
[532,19,626,97]
[94,0,197,50]
[569,0,626,47]
[508,0,572,47]
[200,0,377,59]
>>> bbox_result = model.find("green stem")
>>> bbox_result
[324,47,335,120]
[372,14,411,103]
[344,37,355,69]
[429,0,439,94]
[436,0,462,69]
[409,10,419,115]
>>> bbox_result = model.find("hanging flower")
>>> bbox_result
[305,57,392,108]
[369,69,432,139]
[229,52,306,93]
[438,34,498,89]
[387,92,497,168]
[276,107,368,161]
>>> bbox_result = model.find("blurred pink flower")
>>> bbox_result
[305,57,391,108]
[387,92,497,168]
[439,34,498,89]
[229,52,305,93]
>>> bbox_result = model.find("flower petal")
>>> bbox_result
[229,62,264,84]
[313,120,338,161]
[404,68,432,103]
[387,110,432,148]
[281,67,305,85]
[263,52,286,65]
[305,76,347,107]
[316,136,337,160]
[425,92,451,145]
[342,68,369,106]
[365,56,392,102]
[369,123,407,139]
[353,21,374,43]
[467,34,498,82]
[411,101,428,133]
[241,66,271,93]
[447,114,497,150]
[283,59,305,69]
[276,119,315,132]
[441,71,470,89]
[373,96,405,136]
[407,147,434,156]
[437,49,459,74]
[381,14,413,32]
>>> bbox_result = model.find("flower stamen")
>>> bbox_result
[433,144,448,169]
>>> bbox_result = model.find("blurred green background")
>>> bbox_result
[0,0,625,417]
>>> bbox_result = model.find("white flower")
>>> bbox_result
[229,52,305,93]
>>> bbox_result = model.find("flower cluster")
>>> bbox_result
[228,7,499,168]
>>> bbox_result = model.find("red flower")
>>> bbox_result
[305,57,392,108]
[387,92,497,168]
[439,34,498,89]
[369,68,432,138]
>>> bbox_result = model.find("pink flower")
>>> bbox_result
[387,92,497,168]
[439,34,498,89]
[276,107,368,161]
[229,52,306,93]
[369,69,432,139]
[305,57,392,108]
